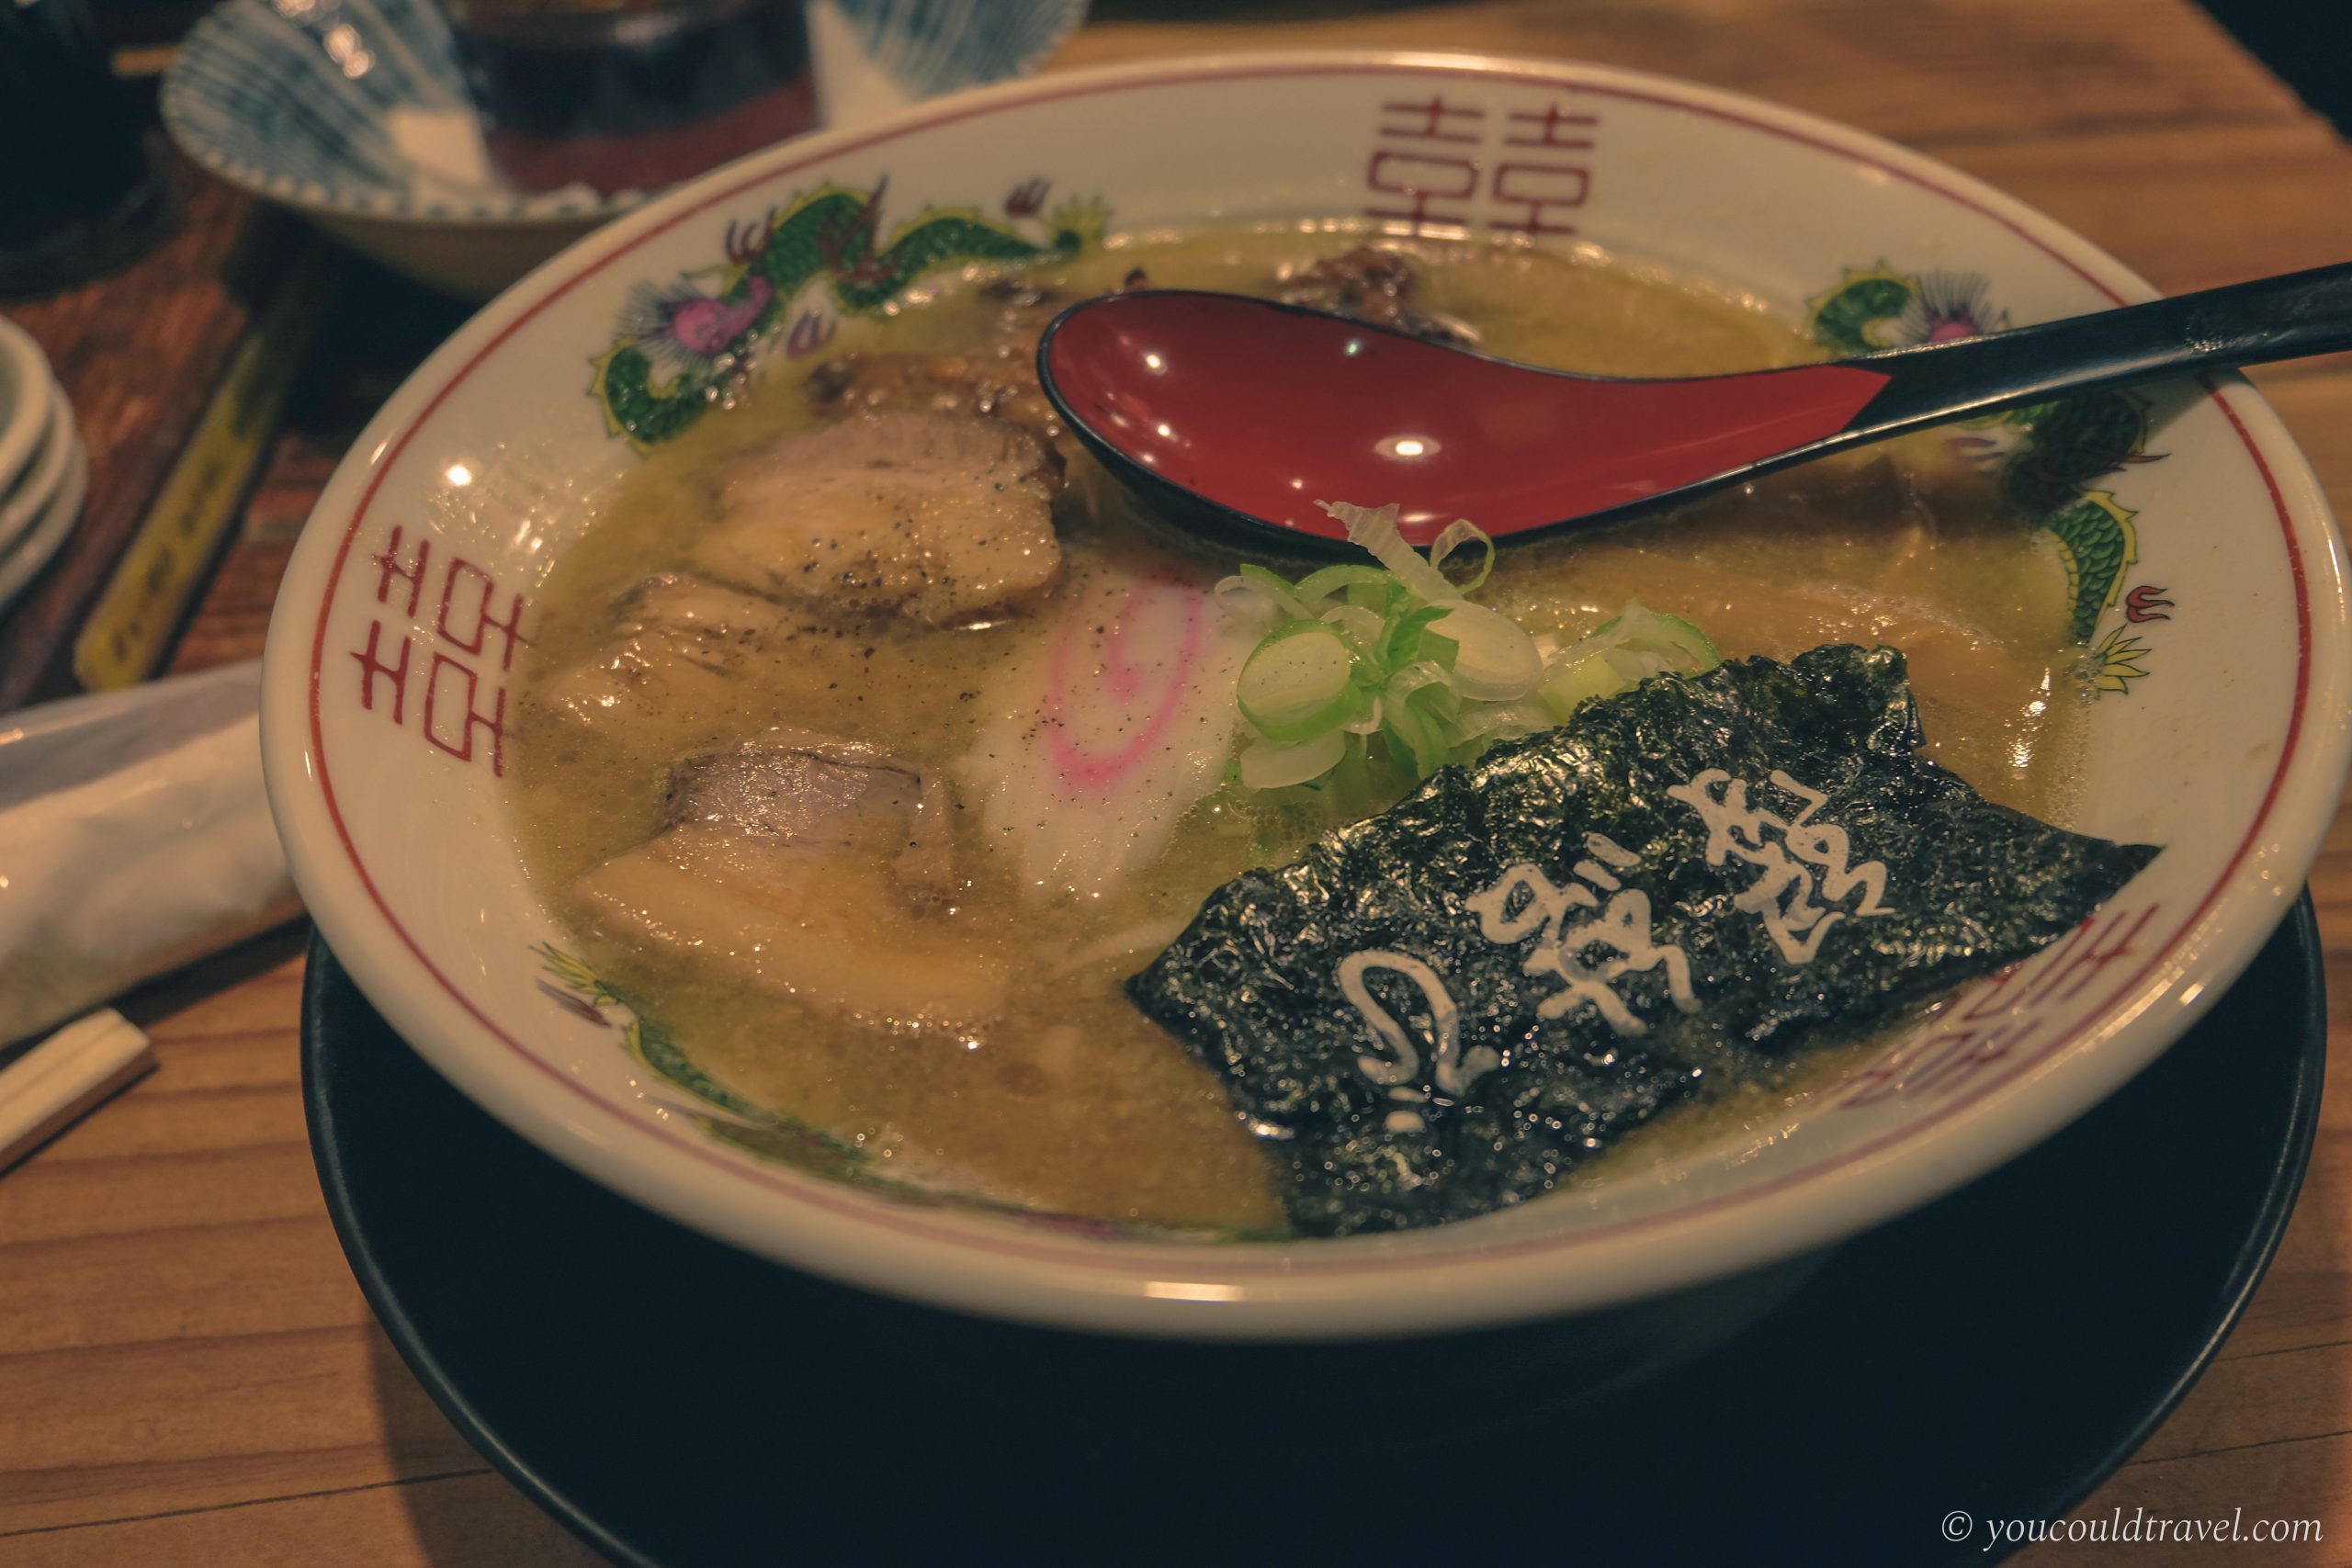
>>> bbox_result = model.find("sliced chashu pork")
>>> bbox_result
[574,731,1002,1028]
[803,275,1069,437]
[1271,246,1476,347]
[537,572,799,730]
[693,410,1063,626]
[806,348,1063,450]
[663,729,956,905]
[801,268,1153,454]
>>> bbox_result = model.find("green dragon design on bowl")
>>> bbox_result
[1808,265,2165,693]
[589,177,1108,449]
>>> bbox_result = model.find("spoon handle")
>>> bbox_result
[1842,259,2352,436]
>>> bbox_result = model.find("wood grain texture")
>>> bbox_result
[5,1471,605,1568]
[1063,0,2312,149]
[3,1,2350,1562]
[0,144,300,711]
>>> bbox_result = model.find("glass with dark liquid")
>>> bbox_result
[439,0,819,197]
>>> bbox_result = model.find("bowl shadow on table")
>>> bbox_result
[334,898,2324,1567]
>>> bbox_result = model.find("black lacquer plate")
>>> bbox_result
[304,897,2325,1567]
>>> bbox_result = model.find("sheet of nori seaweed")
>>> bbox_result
[1127,645,2159,1236]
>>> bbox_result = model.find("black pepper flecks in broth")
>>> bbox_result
[506,228,2090,1235]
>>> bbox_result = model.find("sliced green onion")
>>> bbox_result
[1430,603,1543,701]
[1534,653,1626,722]
[1238,728,1349,790]
[1534,601,1724,722]
[1604,647,1677,682]
[1374,601,1454,671]
[1318,501,1463,607]
[1429,518,1496,595]
[1216,507,1723,798]
[1238,562,1311,618]
[1318,604,1386,658]
[1564,602,1721,671]
[1646,608,1719,666]
[1237,621,1364,742]
[1290,563,1393,606]
[1213,576,1294,628]
[1383,660,1453,704]
[1453,698,1553,745]
[1381,663,1460,777]
[1603,604,1718,669]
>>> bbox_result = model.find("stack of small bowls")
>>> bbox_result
[0,316,89,616]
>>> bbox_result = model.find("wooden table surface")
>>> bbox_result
[6,1,2352,1562]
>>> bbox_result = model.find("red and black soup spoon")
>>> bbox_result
[1036,263,2352,555]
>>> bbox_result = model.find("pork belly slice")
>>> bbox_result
[576,829,1006,1026]
[663,729,956,905]
[692,411,1064,626]
[801,267,1152,452]
[574,734,996,1026]
[803,346,1062,448]
[1272,246,1477,347]
[537,573,798,729]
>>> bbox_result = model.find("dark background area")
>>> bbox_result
[2199,0,2352,134]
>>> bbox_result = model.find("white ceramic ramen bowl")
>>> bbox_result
[261,51,2352,1340]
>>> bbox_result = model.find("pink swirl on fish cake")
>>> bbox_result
[1040,578,1208,795]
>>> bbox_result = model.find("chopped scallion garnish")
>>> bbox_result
[1215,502,1723,795]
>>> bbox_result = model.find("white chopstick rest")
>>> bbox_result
[0,1009,154,1173]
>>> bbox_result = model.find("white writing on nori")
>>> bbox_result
[1127,647,2159,1235]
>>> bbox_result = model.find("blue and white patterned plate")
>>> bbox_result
[160,0,1087,297]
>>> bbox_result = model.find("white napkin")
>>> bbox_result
[0,662,298,1046]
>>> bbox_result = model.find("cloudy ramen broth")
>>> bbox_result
[508,227,2086,1234]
